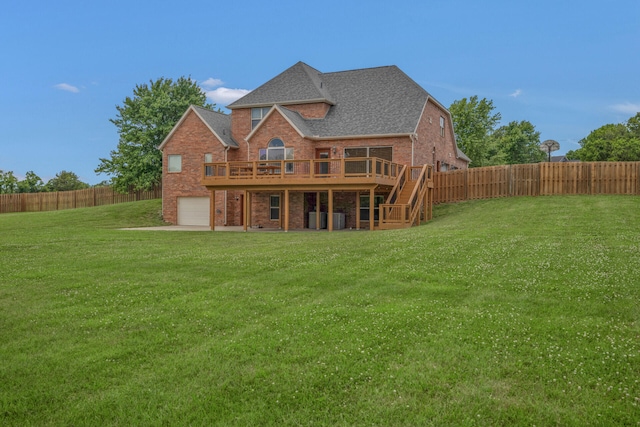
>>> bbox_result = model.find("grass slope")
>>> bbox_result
[1,197,639,425]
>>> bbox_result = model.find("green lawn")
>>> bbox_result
[1,196,639,426]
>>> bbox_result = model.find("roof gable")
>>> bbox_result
[228,62,335,109]
[158,105,238,151]
[245,105,307,141]
[229,63,432,138]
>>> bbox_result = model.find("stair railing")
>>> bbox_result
[379,164,431,229]
[406,164,430,226]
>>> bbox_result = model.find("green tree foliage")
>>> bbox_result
[17,171,45,193]
[44,170,89,192]
[449,96,501,167]
[0,170,19,194]
[572,113,640,161]
[491,120,544,165]
[96,77,213,193]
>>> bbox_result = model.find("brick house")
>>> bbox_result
[159,62,469,230]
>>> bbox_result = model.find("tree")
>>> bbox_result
[44,170,89,192]
[449,96,501,167]
[96,77,213,193]
[572,114,640,162]
[17,171,44,193]
[491,120,544,165]
[0,170,18,194]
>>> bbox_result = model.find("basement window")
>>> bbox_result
[360,195,385,221]
[270,195,280,220]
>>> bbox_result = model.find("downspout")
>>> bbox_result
[224,146,229,225]
[410,133,417,166]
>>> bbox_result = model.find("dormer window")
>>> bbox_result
[251,107,271,129]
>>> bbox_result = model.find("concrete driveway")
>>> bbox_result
[120,225,242,231]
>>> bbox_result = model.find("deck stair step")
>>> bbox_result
[395,181,417,204]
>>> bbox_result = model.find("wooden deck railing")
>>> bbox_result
[203,157,401,183]
[433,162,640,204]
[379,164,432,229]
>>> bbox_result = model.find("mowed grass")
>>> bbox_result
[1,196,639,426]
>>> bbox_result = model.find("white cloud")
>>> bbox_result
[200,78,224,90]
[54,83,80,93]
[205,87,250,106]
[509,89,522,98]
[610,102,640,115]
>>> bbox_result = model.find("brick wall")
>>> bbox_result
[414,100,469,170]
[284,102,331,119]
[162,109,228,225]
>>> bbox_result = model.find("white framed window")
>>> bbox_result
[440,116,445,137]
[270,195,280,220]
[168,154,182,172]
[360,195,385,221]
[251,107,271,129]
[259,138,294,173]
[204,153,212,163]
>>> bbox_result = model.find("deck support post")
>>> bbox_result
[369,188,375,231]
[328,189,333,232]
[244,191,251,229]
[284,189,290,232]
[210,190,216,231]
[355,191,360,230]
[423,187,428,222]
[315,192,321,230]
[243,190,248,232]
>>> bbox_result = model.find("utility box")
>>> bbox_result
[308,212,327,229]
[332,213,345,230]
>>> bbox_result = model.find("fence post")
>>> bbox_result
[464,169,468,201]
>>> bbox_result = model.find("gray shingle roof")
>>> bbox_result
[457,148,471,163]
[228,62,431,138]
[228,62,335,108]
[192,106,238,148]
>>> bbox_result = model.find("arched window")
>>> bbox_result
[259,138,294,172]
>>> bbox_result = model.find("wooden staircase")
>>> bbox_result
[378,164,434,230]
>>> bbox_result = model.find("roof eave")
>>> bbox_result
[228,98,335,110]
[306,132,413,141]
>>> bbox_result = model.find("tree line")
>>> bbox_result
[450,95,640,168]
[0,170,99,194]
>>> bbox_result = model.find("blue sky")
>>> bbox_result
[1,0,639,185]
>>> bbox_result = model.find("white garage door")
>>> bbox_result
[177,197,210,226]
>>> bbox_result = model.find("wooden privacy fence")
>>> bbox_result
[433,162,640,204]
[0,186,162,214]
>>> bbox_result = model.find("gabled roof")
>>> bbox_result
[228,62,335,108]
[245,105,310,141]
[158,105,238,150]
[228,62,432,138]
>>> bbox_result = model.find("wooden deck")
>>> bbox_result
[201,158,434,232]
[202,157,400,190]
